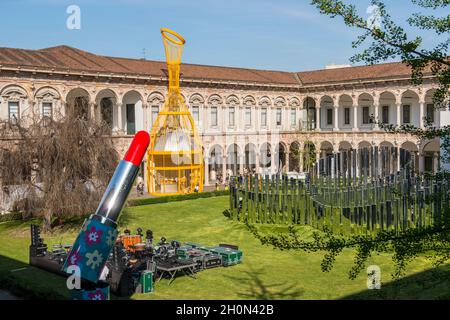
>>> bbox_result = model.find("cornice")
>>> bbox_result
[0,64,438,92]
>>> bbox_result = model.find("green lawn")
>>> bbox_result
[0,196,449,299]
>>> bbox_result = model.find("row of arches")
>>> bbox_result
[0,85,299,109]
[0,84,441,134]
[0,85,145,134]
[0,84,439,108]
[205,139,441,183]
[303,89,440,130]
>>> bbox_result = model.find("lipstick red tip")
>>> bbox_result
[123,131,150,166]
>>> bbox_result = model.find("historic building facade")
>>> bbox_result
[0,45,442,187]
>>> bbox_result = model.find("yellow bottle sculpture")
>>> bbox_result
[147,28,204,195]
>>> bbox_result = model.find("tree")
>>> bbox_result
[0,97,119,231]
[249,0,450,280]
[312,0,450,161]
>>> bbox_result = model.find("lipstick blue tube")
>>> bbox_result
[62,131,150,284]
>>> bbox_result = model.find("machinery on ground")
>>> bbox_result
[29,225,244,297]
[29,224,70,276]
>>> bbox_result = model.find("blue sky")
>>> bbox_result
[0,0,445,71]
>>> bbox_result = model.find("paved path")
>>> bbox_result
[0,289,20,300]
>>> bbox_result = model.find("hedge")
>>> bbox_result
[127,189,229,207]
[0,190,230,223]
[0,211,28,223]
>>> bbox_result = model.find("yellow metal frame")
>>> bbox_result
[147,28,204,196]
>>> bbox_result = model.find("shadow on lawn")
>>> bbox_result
[0,254,69,299]
[341,264,450,300]
[0,253,135,300]
[224,265,304,300]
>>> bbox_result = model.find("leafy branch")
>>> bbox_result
[246,222,450,279]
[311,0,450,105]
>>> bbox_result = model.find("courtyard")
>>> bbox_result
[0,195,448,300]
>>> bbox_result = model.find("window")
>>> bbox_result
[192,106,199,123]
[326,108,333,125]
[382,105,389,124]
[100,98,113,129]
[42,102,52,118]
[276,108,282,126]
[344,107,350,125]
[362,106,370,124]
[403,105,410,124]
[424,155,433,172]
[426,104,434,123]
[306,107,316,130]
[261,108,267,127]
[290,108,296,126]
[151,105,159,125]
[8,101,19,122]
[42,102,52,126]
[211,106,218,127]
[229,107,235,126]
[126,104,136,135]
[245,107,251,126]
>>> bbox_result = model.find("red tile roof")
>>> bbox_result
[0,45,420,86]
[297,62,416,85]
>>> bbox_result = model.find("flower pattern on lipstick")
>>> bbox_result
[106,230,116,247]
[84,226,103,245]
[67,248,82,266]
[85,250,103,270]
[87,289,106,300]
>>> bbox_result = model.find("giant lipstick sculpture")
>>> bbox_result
[62,131,150,285]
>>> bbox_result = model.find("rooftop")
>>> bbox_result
[0,45,424,86]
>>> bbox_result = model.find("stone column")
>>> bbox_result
[285,152,290,173]
[28,98,36,119]
[60,100,66,119]
[299,144,304,172]
[331,153,335,178]
[89,102,95,121]
[316,106,321,131]
[271,150,276,175]
[283,106,288,131]
[413,151,419,173]
[255,105,259,132]
[373,102,380,130]
[378,147,382,176]
[222,155,227,182]
[333,104,339,131]
[203,105,208,132]
[355,149,360,177]
[268,107,273,130]
[239,154,244,175]
[419,152,425,173]
[433,152,439,173]
[237,106,242,131]
[396,102,401,126]
[142,102,148,132]
[221,105,226,133]
[255,152,260,174]
[96,101,102,122]
[316,151,321,177]
[204,157,210,186]
[117,102,123,134]
[419,100,425,129]
[352,103,358,131]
